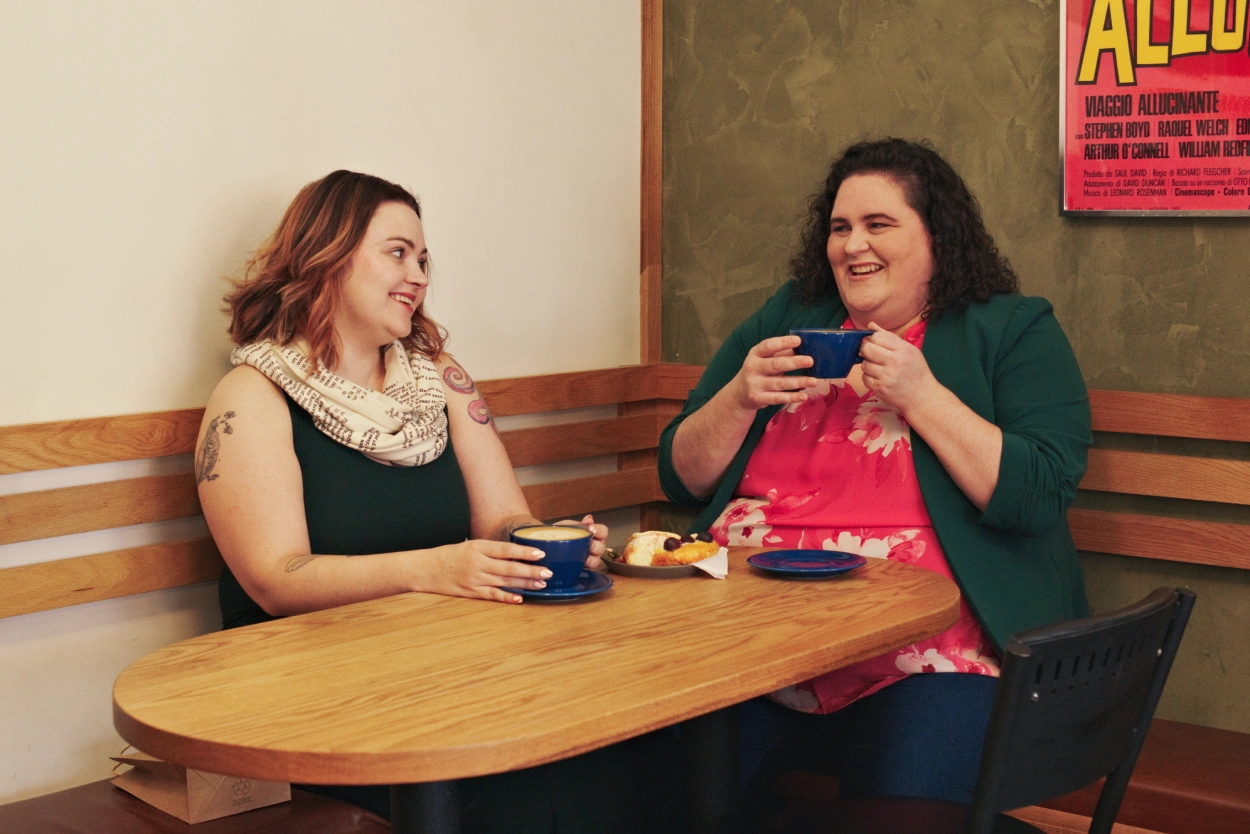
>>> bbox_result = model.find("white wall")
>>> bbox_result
[0,0,640,802]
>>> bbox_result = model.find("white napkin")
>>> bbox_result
[693,547,729,579]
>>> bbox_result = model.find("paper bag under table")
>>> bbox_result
[111,749,290,823]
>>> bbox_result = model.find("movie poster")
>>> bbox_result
[1061,0,1250,215]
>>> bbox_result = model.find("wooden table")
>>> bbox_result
[114,548,960,833]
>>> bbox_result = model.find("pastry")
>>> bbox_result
[622,530,718,566]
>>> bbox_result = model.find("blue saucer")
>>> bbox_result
[505,570,613,600]
[747,550,867,578]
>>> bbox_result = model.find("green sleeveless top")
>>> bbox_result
[218,396,472,629]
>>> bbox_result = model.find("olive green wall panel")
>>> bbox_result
[1079,553,1250,730]
[662,0,1249,730]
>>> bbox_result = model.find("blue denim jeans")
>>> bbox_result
[740,673,998,818]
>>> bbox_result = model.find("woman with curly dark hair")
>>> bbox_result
[657,139,1091,818]
[790,138,1019,313]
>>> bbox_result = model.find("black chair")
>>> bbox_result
[785,587,1196,834]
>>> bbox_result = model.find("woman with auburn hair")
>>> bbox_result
[197,170,667,831]
[658,139,1091,822]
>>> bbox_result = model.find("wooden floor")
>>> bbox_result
[1007,806,1165,834]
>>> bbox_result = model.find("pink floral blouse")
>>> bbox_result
[709,320,999,714]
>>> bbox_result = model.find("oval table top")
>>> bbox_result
[113,548,959,785]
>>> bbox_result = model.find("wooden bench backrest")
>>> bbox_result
[1071,389,1250,571]
[0,363,702,620]
[6,368,1239,620]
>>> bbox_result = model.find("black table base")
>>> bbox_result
[388,704,740,834]
[391,781,459,834]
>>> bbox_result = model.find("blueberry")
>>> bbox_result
[662,537,681,551]
[697,531,713,543]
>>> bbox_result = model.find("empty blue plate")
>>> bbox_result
[746,550,867,578]
[504,570,613,600]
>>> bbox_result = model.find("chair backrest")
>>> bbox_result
[966,587,1195,834]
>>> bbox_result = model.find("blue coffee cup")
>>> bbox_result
[790,329,873,379]
[510,525,593,588]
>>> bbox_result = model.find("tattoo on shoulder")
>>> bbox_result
[443,364,477,395]
[196,411,235,484]
[285,554,322,573]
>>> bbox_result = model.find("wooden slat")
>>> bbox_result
[639,0,663,364]
[1090,388,1250,442]
[0,538,223,619]
[0,408,203,474]
[0,473,201,545]
[1080,449,1250,505]
[500,414,660,468]
[1068,508,1250,569]
[654,399,684,424]
[523,467,662,521]
[618,402,664,529]
[1007,805,1163,834]
[654,363,704,401]
[479,366,657,417]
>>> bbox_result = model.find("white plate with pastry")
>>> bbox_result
[603,531,719,579]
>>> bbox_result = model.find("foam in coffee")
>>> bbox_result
[513,526,590,541]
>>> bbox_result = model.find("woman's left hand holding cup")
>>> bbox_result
[859,323,939,416]
[554,514,606,569]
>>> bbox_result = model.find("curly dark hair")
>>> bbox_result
[791,138,1018,316]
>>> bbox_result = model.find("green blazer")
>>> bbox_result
[657,281,1092,651]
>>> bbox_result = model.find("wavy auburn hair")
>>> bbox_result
[226,170,445,371]
[792,138,1018,317]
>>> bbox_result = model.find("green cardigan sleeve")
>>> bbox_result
[914,295,1091,649]
[976,299,1092,537]
[656,288,784,510]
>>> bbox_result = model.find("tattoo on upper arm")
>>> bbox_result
[443,364,496,431]
[285,554,322,572]
[443,365,476,394]
[469,398,494,427]
[195,411,235,484]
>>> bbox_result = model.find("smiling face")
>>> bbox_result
[334,201,429,351]
[827,173,934,332]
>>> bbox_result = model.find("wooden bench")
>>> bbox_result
[0,363,698,830]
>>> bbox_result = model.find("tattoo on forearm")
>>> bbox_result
[195,411,235,484]
[443,365,476,394]
[285,554,322,573]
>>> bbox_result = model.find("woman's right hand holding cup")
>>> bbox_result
[731,335,818,411]
[414,540,551,604]
[670,336,818,499]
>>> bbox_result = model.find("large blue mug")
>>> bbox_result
[790,328,873,379]
[510,525,593,588]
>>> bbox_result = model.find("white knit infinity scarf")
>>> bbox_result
[231,339,448,467]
